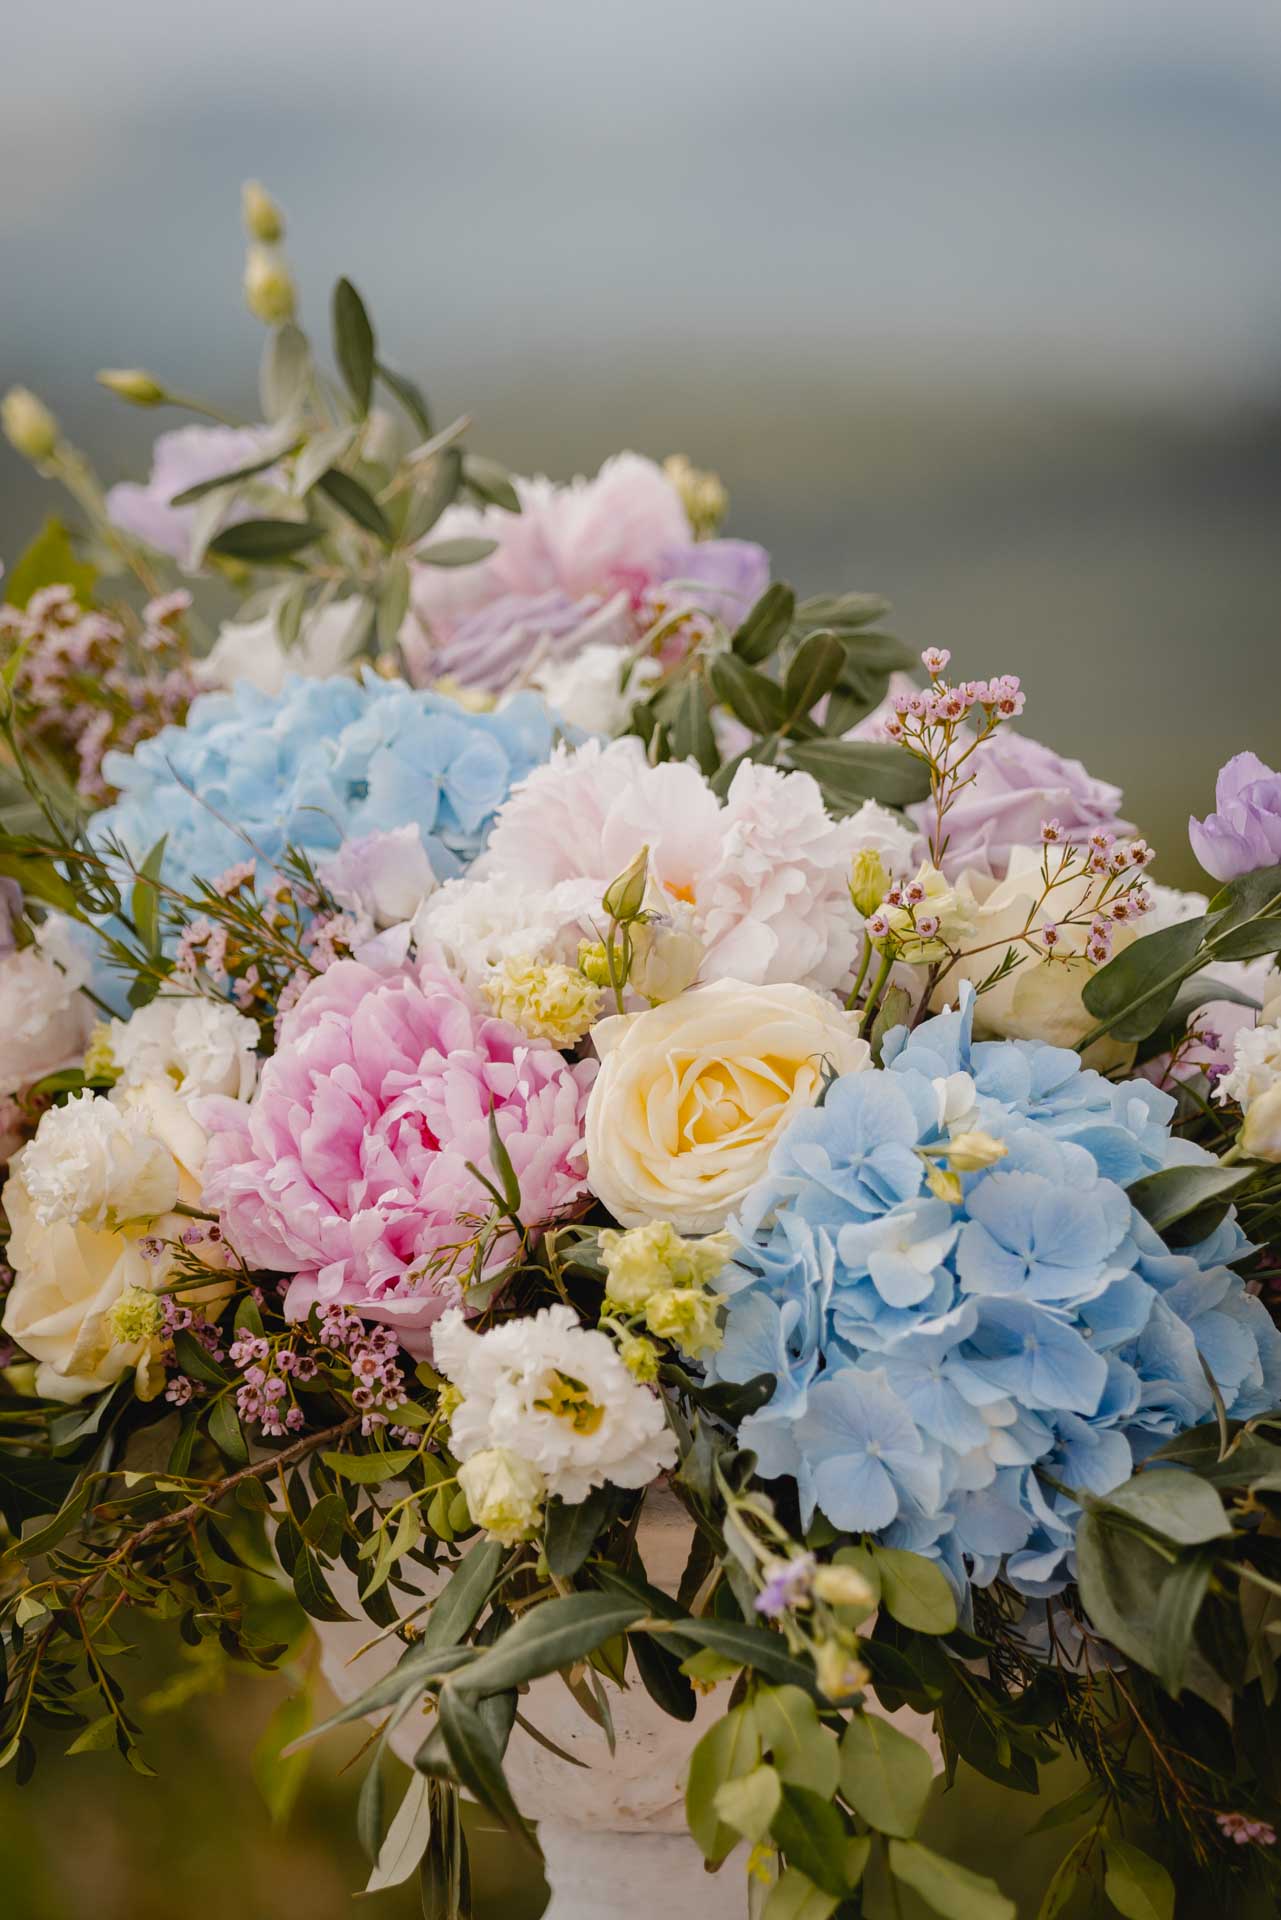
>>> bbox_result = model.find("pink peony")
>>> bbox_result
[106,425,281,570]
[197,958,595,1354]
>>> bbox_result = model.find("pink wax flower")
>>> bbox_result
[197,958,595,1355]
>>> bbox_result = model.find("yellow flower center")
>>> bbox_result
[535,1371,605,1435]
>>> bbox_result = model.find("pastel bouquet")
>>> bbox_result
[2,187,1280,1920]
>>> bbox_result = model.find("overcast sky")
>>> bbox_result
[4,0,1281,408]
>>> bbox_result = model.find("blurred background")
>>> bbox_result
[2,1,1281,1909]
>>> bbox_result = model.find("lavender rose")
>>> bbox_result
[908,729,1131,880]
[1190,752,1281,882]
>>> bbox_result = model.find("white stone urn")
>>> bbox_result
[310,1489,941,1919]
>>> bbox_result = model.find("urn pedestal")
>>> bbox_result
[310,1490,940,1919]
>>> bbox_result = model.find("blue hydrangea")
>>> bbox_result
[714,984,1281,1598]
[92,674,556,897]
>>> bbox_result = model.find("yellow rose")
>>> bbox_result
[585,979,870,1233]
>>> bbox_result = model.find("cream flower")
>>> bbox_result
[599,1220,735,1312]
[530,641,660,736]
[110,994,259,1103]
[1,1082,229,1402]
[585,979,871,1233]
[937,847,1134,1070]
[1217,1021,1281,1112]
[1242,1083,1281,1163]
[433,1303,676,1503]
[480,957,602,1048]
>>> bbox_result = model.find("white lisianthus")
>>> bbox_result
[0,915,95,1100]
[1,1082,229,1402]
[1242,1083,1281,1164]
[318,825,439,930]
[585,979,871,1234]
[432,1303,676,1504]
[937,847,1134,1069]
[1216,1021,1281,1113]
[457,1448,547,1545]
[110,994,259,1103]
[529,641,659,736]
[16,1091,178,1231]
[199,597,367,695]
[627,903,705,1004]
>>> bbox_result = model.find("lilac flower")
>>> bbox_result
[754,1553,816,1618]
[909,730,1131,880]
[106,425,281,569]
[1189,752,1281,882]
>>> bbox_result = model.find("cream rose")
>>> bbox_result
[585,979,871,1233]
[1,1082,231,1403]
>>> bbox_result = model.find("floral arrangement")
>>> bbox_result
[2,186,1281,1920]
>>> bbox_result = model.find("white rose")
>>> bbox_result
[110,993,259,1102]
[938,847,1134,1071]
[0,916,95,1098]
[15,1091,178,1231]
[585,978,871,1233]
[1,1083,230,1402]
[200,597,367,695]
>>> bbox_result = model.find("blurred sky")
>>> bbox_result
[2,0,1281,876]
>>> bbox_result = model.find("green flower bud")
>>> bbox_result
[849,849,891,919]
[241,180,285,245]
[96,369,168,407]
[243,246,296,325]
[2,387,58,462]
[663,453,728,539]
[601,844,649,923]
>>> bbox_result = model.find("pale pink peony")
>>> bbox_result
[471,736,915,997]
[197,958,595,1355]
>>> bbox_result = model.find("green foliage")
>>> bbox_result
[2,517,97,608]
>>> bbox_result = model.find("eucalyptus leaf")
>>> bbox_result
[453,1593,645,1697]
[1097,1469,1232,1546]
[873,1547,957,1634]
[887,1839,1016,1920]
[1080,917,1208,1045]
[364,1770,433,1892]
[375,361,432,438]
[770,1783,850,1896]
[417,536,499,569]
[781,738,931,811]
[462,454,520,512]
[762,1870,840,1920]
[1102,1839,1174,1920]
[1127,1163,1256,1238]
[313,467,393,543]
[685,1702,762,1862]
[838,1711,935,1838]
[731,583,795,665]
[332,277,376,414]
[434,1687,538,1855]
[206,518,323,563]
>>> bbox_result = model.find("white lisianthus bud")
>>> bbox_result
[643,1285,725,1357]
[946,1130,1008,1173]
[813,1638,870,1702]
[15,1091,178,1231]
[2,387,58,462]
[96,369,168,407]
[599,1221,735,1312]
[602,845,650,924]
[243,246,296,325]
[629,913,704,1003]
[457,1448,547,1545]
[811,1563,877,1612]
[241,180,285,244]
[1242,1083,1281,1164]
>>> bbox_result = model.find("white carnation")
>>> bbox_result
[110,994,259,1102]
[433,1303,676,1504]
[1217,1021,1281,1112]
[14,1091,178,1231]
[413,872,601,994]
